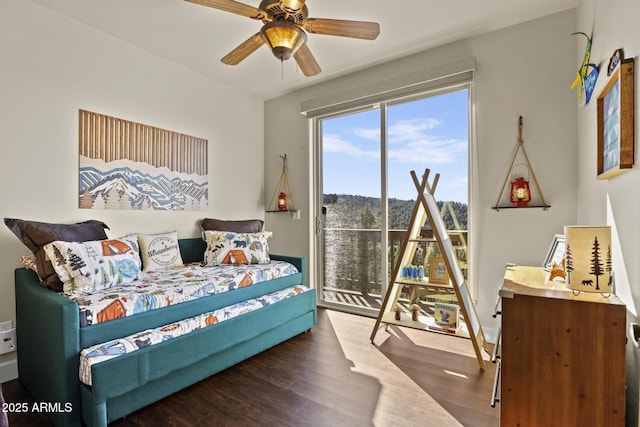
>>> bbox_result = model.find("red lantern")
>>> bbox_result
[510,177,531,206]
[510,163,531,207]
[277,192,287,211]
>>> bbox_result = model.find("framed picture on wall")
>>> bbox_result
[597,57,634,180]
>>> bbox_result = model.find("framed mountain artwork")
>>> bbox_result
[78,110,208,211]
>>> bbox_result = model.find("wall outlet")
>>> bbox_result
[0,321,12,332]
[0,328,16,354]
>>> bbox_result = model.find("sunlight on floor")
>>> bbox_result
[443,369,468,379]
[327,310,465,427]
[381,319,480,357]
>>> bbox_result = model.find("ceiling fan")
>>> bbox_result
[185,0,380,76]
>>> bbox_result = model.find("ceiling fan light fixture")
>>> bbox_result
[260,20,307,61]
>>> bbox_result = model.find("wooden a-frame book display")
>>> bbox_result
[370,169,487,369]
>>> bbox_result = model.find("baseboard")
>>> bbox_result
[0,359,18,383]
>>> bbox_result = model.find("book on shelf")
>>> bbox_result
[434,302,459,328]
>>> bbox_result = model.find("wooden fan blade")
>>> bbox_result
[184,0,267,20]
[294,44,321,76]
[221,33,265,65]
[304,18,380,40]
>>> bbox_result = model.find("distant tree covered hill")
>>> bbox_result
[323,194,467,231]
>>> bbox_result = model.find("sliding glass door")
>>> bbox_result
[318,107,383,314]
[316,87,470,316]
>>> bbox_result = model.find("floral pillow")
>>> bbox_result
[44,234,142,295]
[203,230,271,266]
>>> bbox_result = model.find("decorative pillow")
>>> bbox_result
[137,231,184,272]
[20,255,39,274]
[200,218,264,233]
[43,234,142,296]
[4,218,110,291]
[203,230,272,266]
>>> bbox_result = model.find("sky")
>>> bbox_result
[321,88,469,203]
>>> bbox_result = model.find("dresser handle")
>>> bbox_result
[491,359,501,408]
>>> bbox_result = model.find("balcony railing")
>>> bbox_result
[322,228,467,308]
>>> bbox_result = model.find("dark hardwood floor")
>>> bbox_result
[2,308,499,426]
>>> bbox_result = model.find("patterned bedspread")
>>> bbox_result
[79,284,310,385]
[70,261,299,327]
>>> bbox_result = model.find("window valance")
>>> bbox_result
[300,56,475,119]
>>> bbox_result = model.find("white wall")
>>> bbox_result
[265,10,577,328]
[0,1,264,370]
[576,0,640,424]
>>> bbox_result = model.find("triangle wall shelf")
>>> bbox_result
[493,116,550,211]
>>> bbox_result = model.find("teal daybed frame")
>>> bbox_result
[14,238,316,427]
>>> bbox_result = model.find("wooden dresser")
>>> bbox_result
[494,265,626,426]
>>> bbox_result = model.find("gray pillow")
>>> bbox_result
[199,218,264,233]
[5,218,110,291]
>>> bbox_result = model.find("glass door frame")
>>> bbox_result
[312,104,386,317]
[312,83,475,317]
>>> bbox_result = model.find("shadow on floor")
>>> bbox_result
[374,324,499,427]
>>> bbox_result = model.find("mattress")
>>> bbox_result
[69,261,299,327]
[79,284,310,385]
